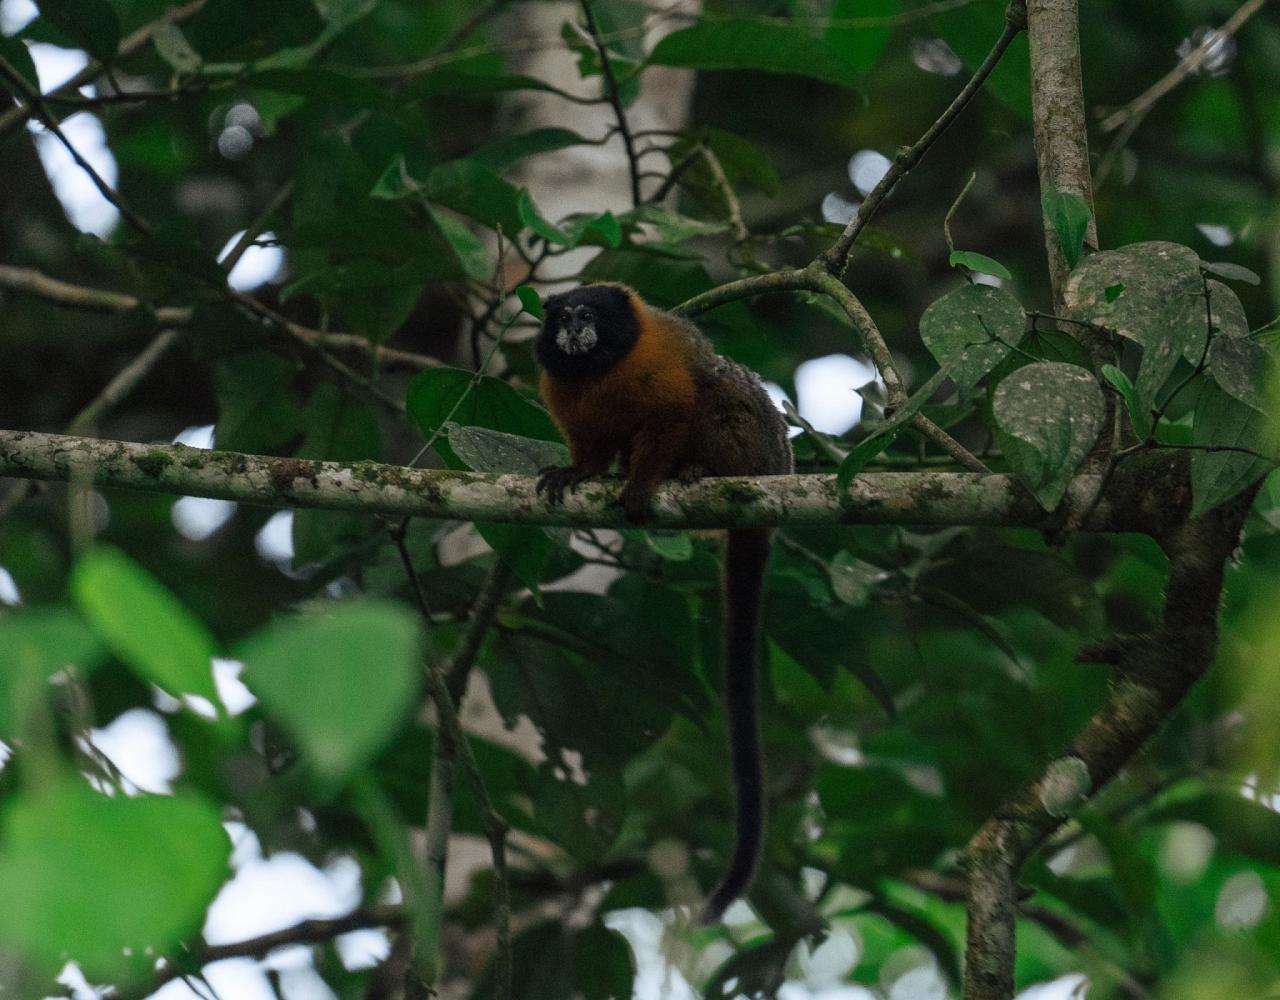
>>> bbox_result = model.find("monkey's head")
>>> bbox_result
[536,284,641,378]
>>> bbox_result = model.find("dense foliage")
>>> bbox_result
[1,0,1279,998]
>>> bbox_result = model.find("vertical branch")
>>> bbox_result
[1026,0,1098,309]
[961,482,1260,999]
[392,543,513,996]
[580,0,642,206]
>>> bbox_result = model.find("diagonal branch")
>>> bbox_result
[819,0,1028,278]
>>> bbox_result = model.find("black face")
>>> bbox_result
[536,284,641,379]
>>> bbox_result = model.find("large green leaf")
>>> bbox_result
[826,0,897,74]
[72,547,220,705]
[918,283,1025,392]
[213,350,303,454]
[406,367,559,468]
[0,782,229,979]
[992,362,1105,509]
[239,601,423,784]
[0,608,103,738]
[931,0,1031,117]
[292,384,381,566]
[1041,190,1091,272]
[649,20,860,89]
[1207,333,1272,413]
[447,424,568,474]
[472,127,594,170]
[1190,379,1276,515]
[1064,241,1206,412]
[40,0,120,64]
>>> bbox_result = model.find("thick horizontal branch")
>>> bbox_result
[0,429,1186,533]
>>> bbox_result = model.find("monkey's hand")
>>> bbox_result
[536,465,594,506]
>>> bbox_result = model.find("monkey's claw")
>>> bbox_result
[537,465,591,506]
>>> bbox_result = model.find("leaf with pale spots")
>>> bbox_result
[1064,241,1207,414]
[919,283,1025,392]
[993,362,1104,510]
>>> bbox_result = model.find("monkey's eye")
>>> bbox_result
[580,310,594,323]
[561,309,572,321]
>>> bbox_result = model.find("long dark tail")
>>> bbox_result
[700,527,772,924]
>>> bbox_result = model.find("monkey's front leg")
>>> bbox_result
[619,421,693,522]
[536,437,615,506]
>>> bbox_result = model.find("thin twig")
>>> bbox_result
[819,1,1027,276]
[114,907,404,999]
[0,0,208,139]
[943,172,978,254]
[1099,0,1271,135]
[0,265,441,371]
[580,0,643,206]
[0,58,152,236]
[393,551,513,998]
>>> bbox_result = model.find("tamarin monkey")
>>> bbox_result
[535,283,793,923]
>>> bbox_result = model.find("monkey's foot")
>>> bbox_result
[619,481,653,523]
[536,465,593,506]
[676,463,707,485]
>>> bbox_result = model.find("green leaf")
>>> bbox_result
[72,547,220,705]
[918,283,1025,392]
[675,127,780,196]
[1041,190,1091,271]
[292,385,380,566]
[0,35,39,91]
[948,250,1013,281]
[992,362,1105,510]
[1101,363,1152,440]
[422,159,523,235]
[404,68,571,101]
[239,601,423,784]
[517,284,544,319]
[41,0,121,64]
[472,127,593,170]
[0,783,229,979]
[646,532,694,561]
[1207,333,1272,412]
[428,207,491,281]
[826,0,897,74]
[932,0,1030,117]
[447,424,568,474]
[1064,241,1206,412]
[373,156,523,236]
[649,20,860,89]
[213,350,302,453]
[623,204,731,243]
[1201,260,1261,286]
[828,551,889,607]
[248,68,391,112]
[837,363,955,489]
[406,367,559,469]
[151,23,202,72]
[919,544,1103,634]
[0,608,103,738]
[518,188,571,244]
[338,282,422,343]
[185,0,324,60]
[1190,380,1276,515]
